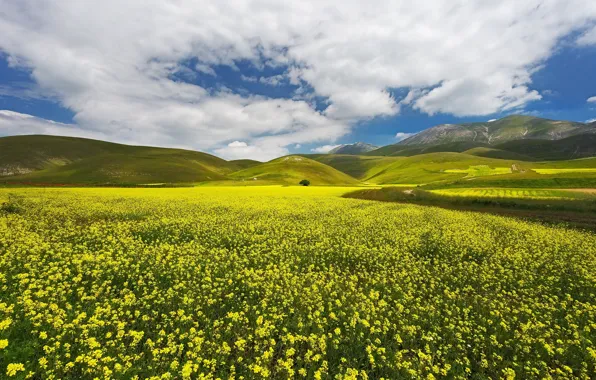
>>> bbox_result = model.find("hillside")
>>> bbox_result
[494,134,596,161]
[328,142,379,155]
[229,156,360,185]
[0,135,248,184]
[307,154,401,179]
[463,147,535,161]
[397,115,595,146]
[362,152,525,185]
[366,141,487,157]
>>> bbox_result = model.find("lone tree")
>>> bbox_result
[299,179,310,186]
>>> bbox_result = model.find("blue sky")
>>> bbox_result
[0,1,596,160]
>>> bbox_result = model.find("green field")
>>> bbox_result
[1,187,596,379]
[430,188,596,200]
[533,168,596,174]
[444,165,511,177]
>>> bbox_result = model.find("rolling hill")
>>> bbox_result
[229,156,360,185]
[366,141,488,157]
[305,154,402,179]
[493,134,596,161]
[0,135,256,184]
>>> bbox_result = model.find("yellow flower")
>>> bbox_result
[6,363,25,377]
[0,339,8,350]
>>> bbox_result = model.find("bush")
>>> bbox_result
[299,179,310,186]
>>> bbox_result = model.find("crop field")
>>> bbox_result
[444,165,511,177]
[1,187,596,379]
[429,188,596,200]
[533,168,596,175]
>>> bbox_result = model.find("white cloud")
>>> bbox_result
[588,96,596,103]
[577,25,596,45]
[586,118,596,123]
[487,119,497,122]
[0,1,595,159]
[310,144,341,153]
[0,110,107,140]
[395,132,414,141]
[227,141,248,147]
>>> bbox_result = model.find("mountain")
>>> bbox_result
[397,115,596,146]
[229,155,360,185]
[328,142,378,155]
[0,135,251,184]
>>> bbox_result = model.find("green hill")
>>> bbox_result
[494,134,596,161]
[366,141,487,157]
[463,147,535,161]
[362,152,525,185]
[0,135,244,184]
[229,155,360,185]
[305,154,401,180]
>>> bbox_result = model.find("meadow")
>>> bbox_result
[1,187,596,379]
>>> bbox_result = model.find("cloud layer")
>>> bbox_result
[1,1,596,159]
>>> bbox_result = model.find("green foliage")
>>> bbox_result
[299,179,310,186]
[1,187,596,378]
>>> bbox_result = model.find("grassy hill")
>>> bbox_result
[366,141,487,157]
[494,134,596,161]
[305,154,401,179]
[463,147,535,161]
[361,152,524,185]
[0,135,250,184]
[229,156,360,185]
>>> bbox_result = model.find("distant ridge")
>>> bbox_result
[328,142,378,155]
[397,115,595,146]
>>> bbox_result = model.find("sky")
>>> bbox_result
[0,1,596,161]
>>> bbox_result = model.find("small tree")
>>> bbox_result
[299,179,310,186]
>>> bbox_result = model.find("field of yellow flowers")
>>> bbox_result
[1,187,596,379]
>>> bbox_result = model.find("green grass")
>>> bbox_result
[463,147,535,161]
[444,165,511,177]
[360,152,523,185]
[228,155,360,185]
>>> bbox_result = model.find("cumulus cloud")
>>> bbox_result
[227,141,248,147]
[588,96,596,103]
[395,132,414,141]
[487,119,497,122]
[0,1,595,158]
[586,118,596,123]
[310,145,341,153]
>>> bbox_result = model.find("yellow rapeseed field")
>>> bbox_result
[1,187,595,379]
